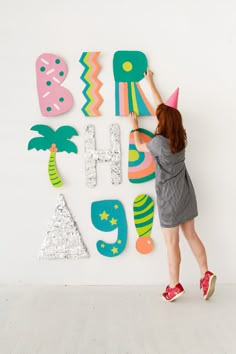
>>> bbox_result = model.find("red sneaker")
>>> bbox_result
[162,283,185,302]
[200,270,216,300]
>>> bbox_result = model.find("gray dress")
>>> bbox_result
[146,135,198,228]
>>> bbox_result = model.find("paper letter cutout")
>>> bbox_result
[113,51,154,116]
[36,53,73,116]
[133,194,154,254]
[28,125,78,187]
[84,124,121,187]
[128,128,155,183]
[91,200,127,257]
[39,194,89,259]
[79,52,103,116]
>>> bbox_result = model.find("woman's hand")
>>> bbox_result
[129,112,139,130]
[144,67,163,107]
[144,67,154,84]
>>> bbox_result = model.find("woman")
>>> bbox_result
[129,68,216,302]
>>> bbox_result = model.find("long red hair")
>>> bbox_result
[155,103,187,153]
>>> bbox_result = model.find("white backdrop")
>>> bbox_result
[0,0,235,285]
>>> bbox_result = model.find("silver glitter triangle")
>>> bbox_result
[39,194,89,260]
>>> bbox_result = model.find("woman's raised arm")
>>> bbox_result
[144,67,163,108]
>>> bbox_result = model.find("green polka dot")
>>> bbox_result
[46,107,52,111]
[55,59,60,64]
[59,97,64,102]
[46,81,51,86]
[59,71,64,76]
[40,66,45,72]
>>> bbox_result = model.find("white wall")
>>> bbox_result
[1,0,235,285]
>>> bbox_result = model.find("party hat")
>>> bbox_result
[165,87,179,109]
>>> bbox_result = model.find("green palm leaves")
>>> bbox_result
[28,125,78,187]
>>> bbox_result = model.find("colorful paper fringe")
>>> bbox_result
[115,81,154,116]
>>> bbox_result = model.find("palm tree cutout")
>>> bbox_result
[28,125,78,187]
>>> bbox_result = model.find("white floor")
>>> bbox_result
[0,284,235,354]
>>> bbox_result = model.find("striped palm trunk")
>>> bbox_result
[48,151,63,187]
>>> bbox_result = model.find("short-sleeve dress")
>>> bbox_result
[146,134,198,228]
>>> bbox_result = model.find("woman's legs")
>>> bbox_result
[161,225,181,287]
[180,219,208,278]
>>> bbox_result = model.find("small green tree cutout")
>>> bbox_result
[28,125,78,187]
